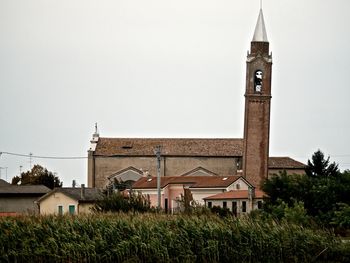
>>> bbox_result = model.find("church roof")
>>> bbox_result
[94,138,243,157]
[132,176,242,189]
[252,9,268,42]
[268,157,306,169]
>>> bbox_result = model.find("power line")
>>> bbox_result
[0,151,87,160]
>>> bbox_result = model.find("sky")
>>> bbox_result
[1,0,350,186]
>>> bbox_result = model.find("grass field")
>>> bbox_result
[0,213,349,262]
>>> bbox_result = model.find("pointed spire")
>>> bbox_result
[252,9,268,42]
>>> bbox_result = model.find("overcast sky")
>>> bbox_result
[1,0,349,186]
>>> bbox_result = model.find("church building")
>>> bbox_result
[87,9,305,191]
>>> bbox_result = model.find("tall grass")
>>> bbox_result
[0,214,348,262]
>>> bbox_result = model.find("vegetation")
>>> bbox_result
[11,164,62,189]
[0,214,349,262]
[93,191,152,213]
[262,150,350,231]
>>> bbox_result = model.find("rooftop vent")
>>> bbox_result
[122,141,133,149]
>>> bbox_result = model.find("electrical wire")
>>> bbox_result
[0,151,87,160]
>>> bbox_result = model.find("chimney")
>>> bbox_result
[81,184,85,199]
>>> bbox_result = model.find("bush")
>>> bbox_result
[93,191,151,213]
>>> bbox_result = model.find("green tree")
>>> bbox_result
[305,149,339,178]
[11,164,62,189]
[262,151,350,228]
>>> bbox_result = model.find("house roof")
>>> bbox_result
[132,176,243,189]
[0,179,10,187]
[268,157,306,169]
[37,187,101,203]
[94,138,243,157]
[204,190,265,200]
[0,184,51,195]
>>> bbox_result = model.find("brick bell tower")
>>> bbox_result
[243,9,272,187]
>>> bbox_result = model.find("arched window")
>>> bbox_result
[254,70,263,93]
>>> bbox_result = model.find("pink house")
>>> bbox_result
[132,175,263,214]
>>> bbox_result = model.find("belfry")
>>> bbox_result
[243,9,272,186]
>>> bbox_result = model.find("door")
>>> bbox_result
[69,205,75,215]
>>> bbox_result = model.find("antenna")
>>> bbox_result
[260,0,262,9]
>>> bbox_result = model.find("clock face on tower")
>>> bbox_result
[254,70,263,93]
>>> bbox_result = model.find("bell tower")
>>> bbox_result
[243,9,272,187]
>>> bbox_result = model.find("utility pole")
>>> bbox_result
[29,153,33,169]
[155,145,162,210]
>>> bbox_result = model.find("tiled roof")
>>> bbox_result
[269,157,306,169]
[132,176,241,189]
[38,188,101,203]
[0,185,51,195]
[204,190,265,200]
[94,138,243,157]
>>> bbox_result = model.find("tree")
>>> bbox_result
[11,164,62,189]
[262,151,350,228]
[305,149,339,178]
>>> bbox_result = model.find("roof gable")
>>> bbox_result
[108,166,144,182]
[180,167,218,177]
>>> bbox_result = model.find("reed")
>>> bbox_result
[0,213,348,262]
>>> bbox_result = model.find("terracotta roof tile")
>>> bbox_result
[132,176,241,189]
[94,138,243,157]
[204,189,265,200]
[269,157,306,169]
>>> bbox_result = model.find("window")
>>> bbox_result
[207,201,212,208]
[58,205,63,215]
[223,201,227,208]
[242,201,247,213]
[257,201,263,210]
[69,205,75,215]
[236,184,240,190]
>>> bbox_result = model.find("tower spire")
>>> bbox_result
[252,8,268,42]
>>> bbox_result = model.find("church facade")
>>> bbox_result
[87,9,306,190]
